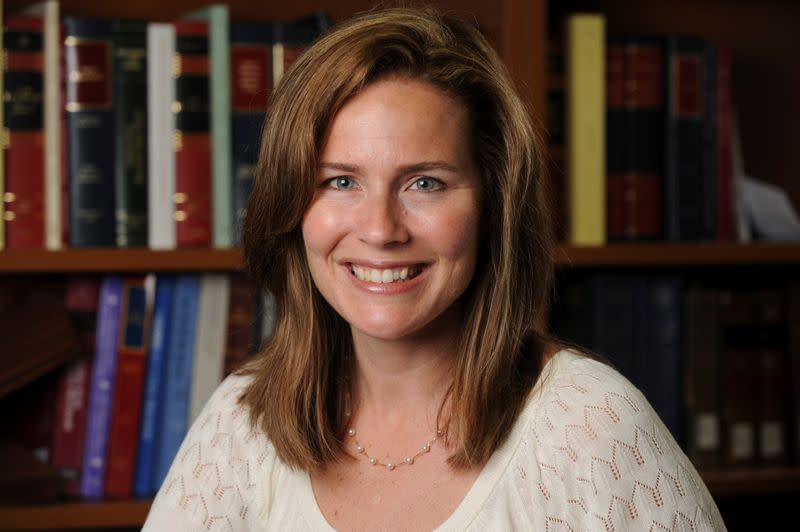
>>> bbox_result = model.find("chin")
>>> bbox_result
[348,315,426,341]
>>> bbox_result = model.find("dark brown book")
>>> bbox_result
[790,280,800,465]
[720,289,758,467]
[685,285,723,469]
[224,273,256,376]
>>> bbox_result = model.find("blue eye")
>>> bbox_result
[411,177,443,191]
[327,176,355,190]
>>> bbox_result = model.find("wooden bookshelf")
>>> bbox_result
[0,500,151,530]
[701,467,800,498]
[0,248,243,273]
[1,244,799,273]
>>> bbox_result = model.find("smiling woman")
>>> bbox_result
[143,6,725,532]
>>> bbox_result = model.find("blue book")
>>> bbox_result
[590,274,637,382]
[64,17,116,247]
[636,276,684,444]
[80,275,124,499]
[133,275,175,497]
[155,274,201,486]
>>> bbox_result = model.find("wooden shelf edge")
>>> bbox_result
[0,248,243,273]
[701,467,800,497]
[0,500,151,530]
[555,243,800,267]
[1,244,799,273]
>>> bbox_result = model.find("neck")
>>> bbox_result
[348,311,461,434]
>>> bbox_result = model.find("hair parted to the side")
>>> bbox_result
[239,6,554,471]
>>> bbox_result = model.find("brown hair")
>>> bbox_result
[239,6,554,470]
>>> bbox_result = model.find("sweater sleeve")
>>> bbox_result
[143,374,275,531]
[530,356,726,531]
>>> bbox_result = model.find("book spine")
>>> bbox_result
[546,34,566,242]
[146,23,176,250]
[685,286,722,468]
[174,21,211,248]
[133,275,175,497]
[3,16,45,249]
[80,275,124,499]
[664,36,716,241]
[590,274,636,380]
[715,44,734,242]
[156,274,200,486]
[42,1,62,250]
[224,274,256,375]
[606,37,664,241]
[208,7,232,249]
[105,274,156,498]
[565,15,606,246]
[230,22,274,244]
[112,19,148,247]
[637,276,683,443]
[64,17,115,248]
[0,8,4,250]
[790,280,800,464]
[189,274,230,422]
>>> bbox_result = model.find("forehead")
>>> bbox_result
[320,77,472,164]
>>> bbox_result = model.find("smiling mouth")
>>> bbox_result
[349,264,425,284]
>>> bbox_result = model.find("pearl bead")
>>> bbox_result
[387,463,395,470]
[347,428,356,437]
[422,444,430,452]
[369,457,377,465]
[356,444,365,453]
[405,456,413,464]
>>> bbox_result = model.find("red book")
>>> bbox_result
[174,21,211,247]
[104,275,156,498]
[715,44,734,242]
[52,277,100,497]
[3,17,45,248]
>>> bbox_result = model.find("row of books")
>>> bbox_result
[550,274,800,470]
[550,14,748,245]
[0,1,328,250]
[1,273,274,502]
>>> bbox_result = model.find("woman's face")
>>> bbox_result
[302,77,481,341]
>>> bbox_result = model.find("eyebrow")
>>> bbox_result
[319,161,460,174]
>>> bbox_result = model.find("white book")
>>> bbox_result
[147,23,176,249]
[22,0,61,249]
[188,274,231,422]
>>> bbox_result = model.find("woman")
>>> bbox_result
[144,7,725,531]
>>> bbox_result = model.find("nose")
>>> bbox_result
[356,191,410,247]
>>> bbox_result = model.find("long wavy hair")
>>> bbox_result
[239,6,554,471]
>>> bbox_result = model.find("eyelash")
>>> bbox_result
[322,176,445,191]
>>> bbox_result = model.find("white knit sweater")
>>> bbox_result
[143,349,726,531]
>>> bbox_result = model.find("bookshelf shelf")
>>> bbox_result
[0,468,797,529]
[1,244,799,273]
[556,243,800,268]
[701,467,800,498]
[0,500,151,530]
[0,249,243,273]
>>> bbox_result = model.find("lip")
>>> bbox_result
[340,261,431,295]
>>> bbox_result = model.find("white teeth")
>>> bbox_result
[351,265,419,284]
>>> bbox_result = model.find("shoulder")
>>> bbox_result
[515,350,725,530]
[144,374,281,531]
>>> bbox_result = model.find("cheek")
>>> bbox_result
[418,204,481,263]
[301,201,345,259]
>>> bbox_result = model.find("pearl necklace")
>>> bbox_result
[346,426,443,471]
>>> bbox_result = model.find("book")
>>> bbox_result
[565,14,606,246]
[133,275,174,497]
[0,3,4,250]
[64,17,116,247]
[80,275,124,499]
[230,21,274,244]
[188,274,230,422]
[606,36,664,241]
[155,274,200,485]
[146,22,176,250]
[663,36,716,241]
[51,276,100,497]
[173,21,211,247]
[3,16,45,248]
[272,11,330,83]
[224,274,257,375]
[186,5,232,249]
[112,19,148,247]
[105,274,155,498]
